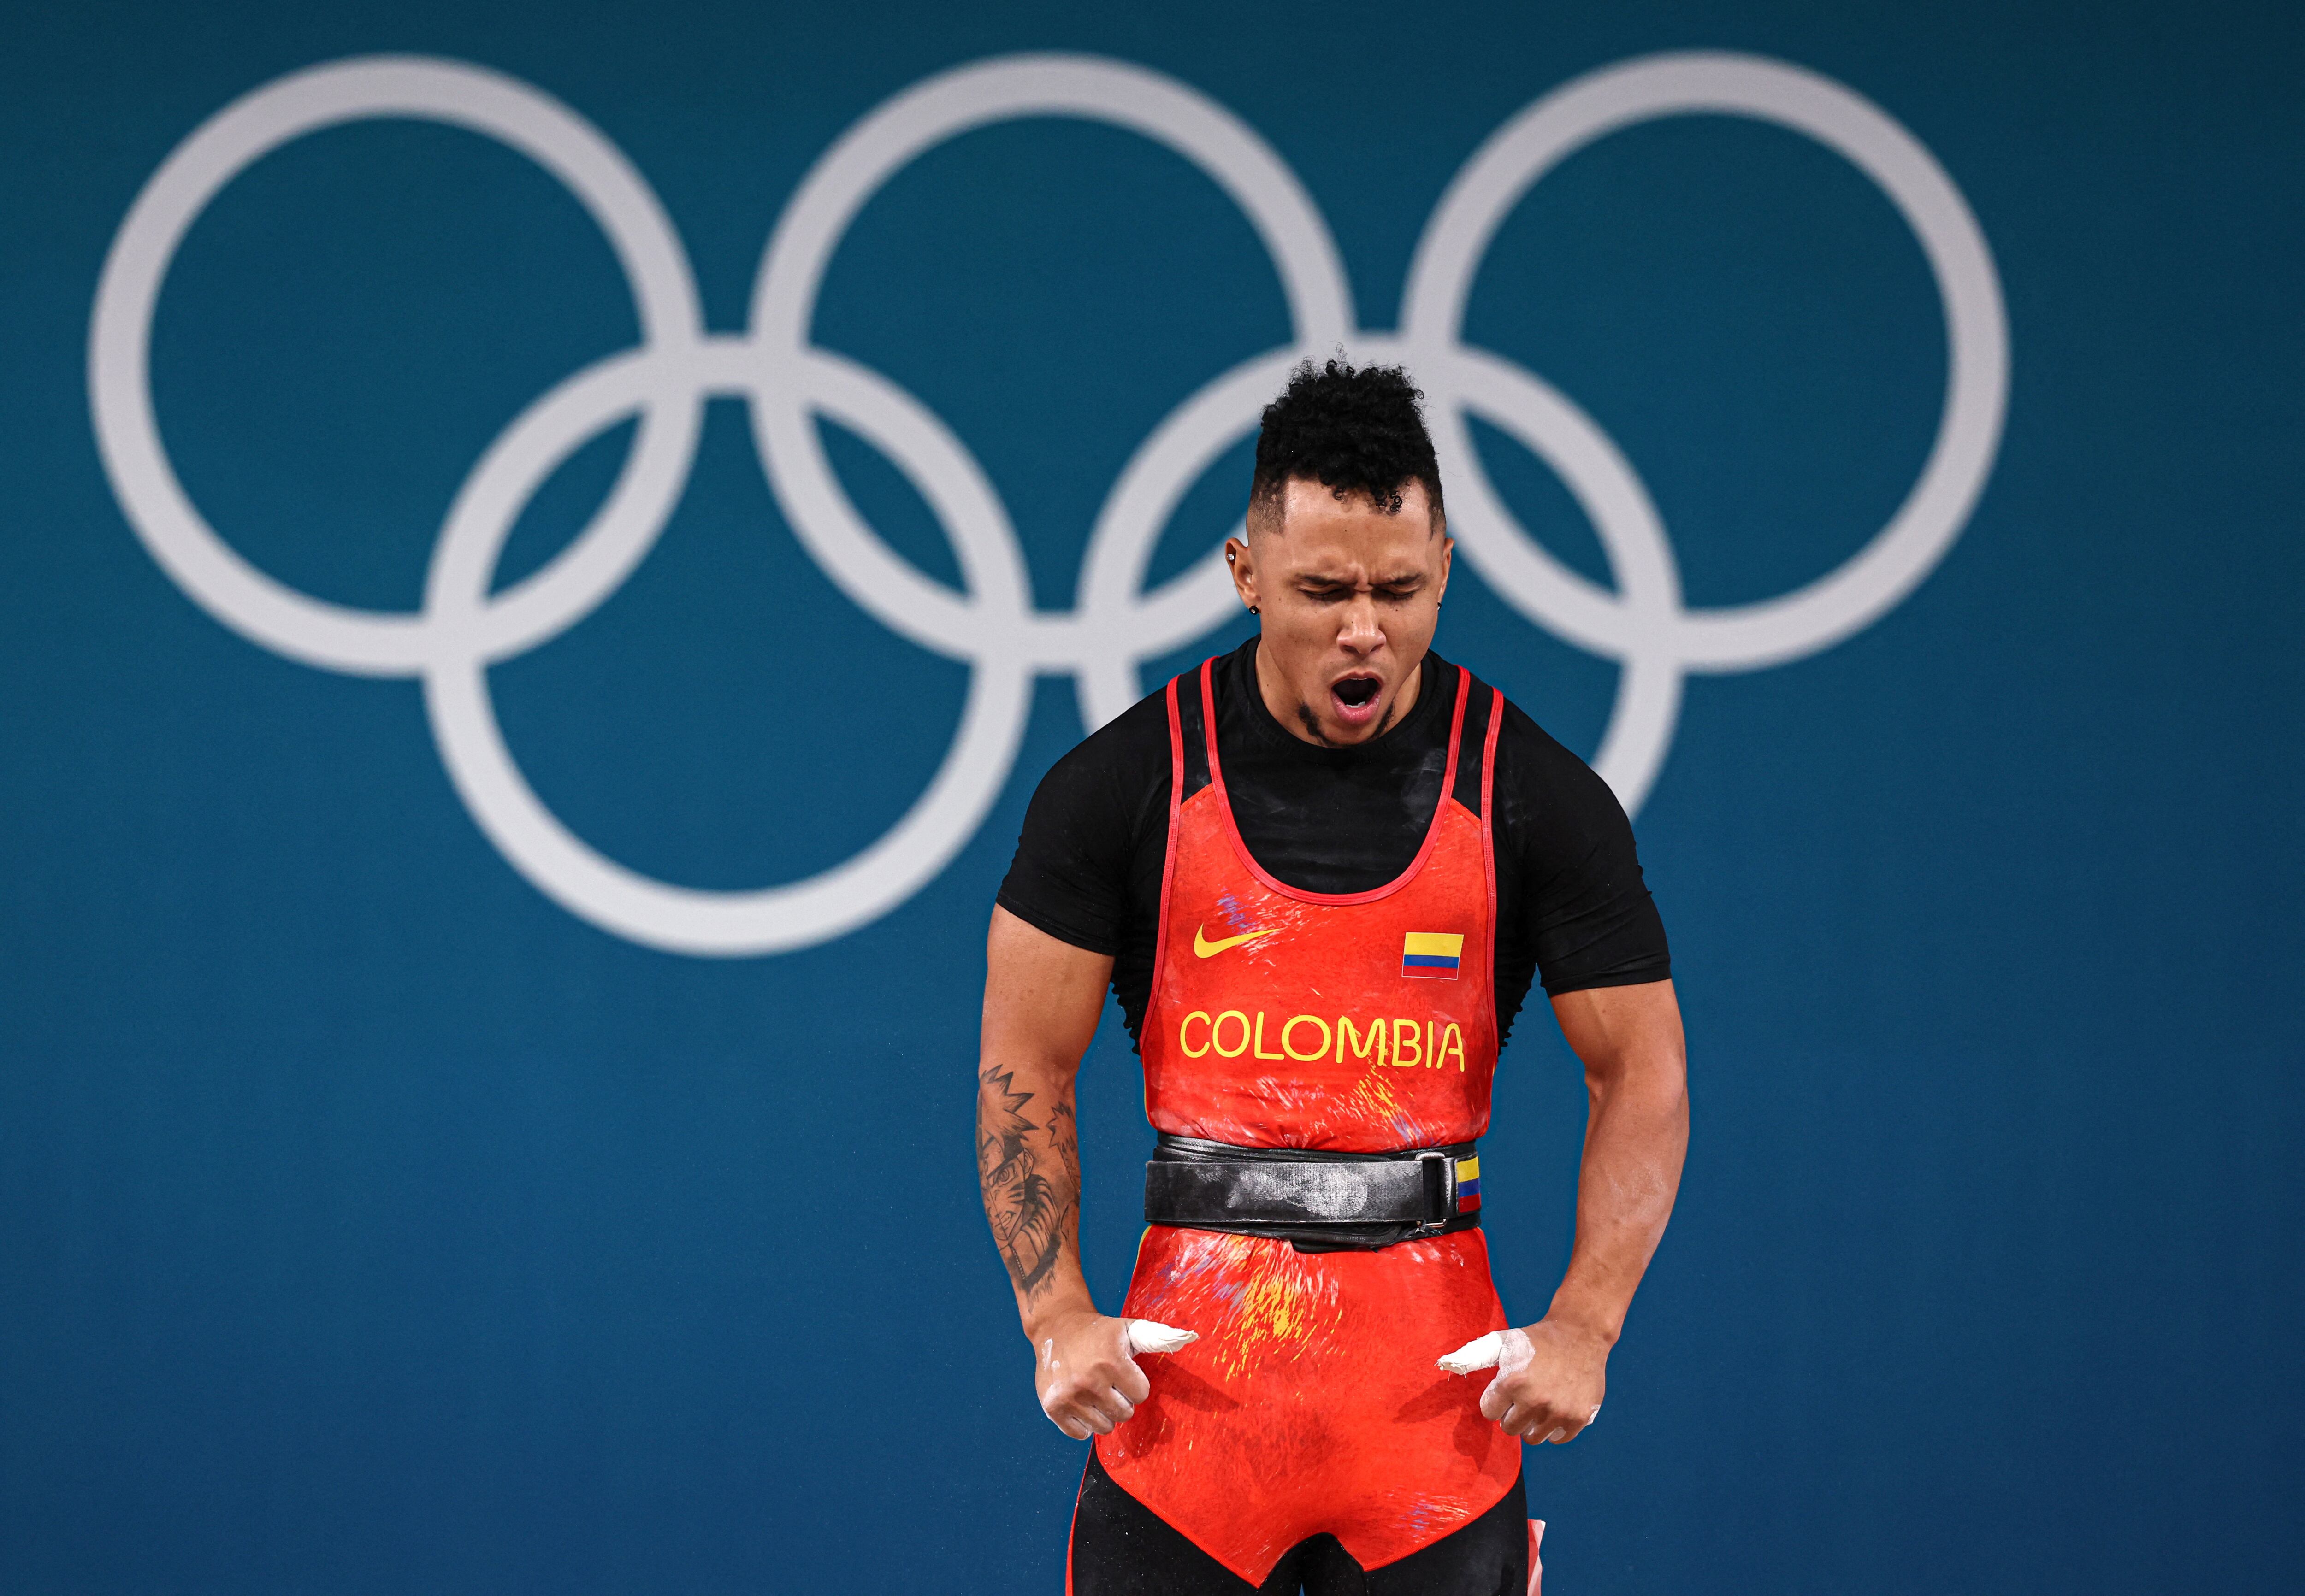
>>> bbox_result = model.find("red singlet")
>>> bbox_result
[1097,657,1519,1584]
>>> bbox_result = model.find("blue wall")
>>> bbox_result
[3,1,2300,1590]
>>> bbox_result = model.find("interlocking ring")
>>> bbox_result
[89,49,2007,955]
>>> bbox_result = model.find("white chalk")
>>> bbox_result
[1437,1331,1505,1375]
[1126,1319,1199,1355]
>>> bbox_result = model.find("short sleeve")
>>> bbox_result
[994,690,1171,958]
[1490,701,1672,999]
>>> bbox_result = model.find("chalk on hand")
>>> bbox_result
[1437,1331,1505,1375]
[1126,1319,1199,1355]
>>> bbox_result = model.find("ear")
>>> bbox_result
[1224,536,1259,614]
[1434,533,1454,607]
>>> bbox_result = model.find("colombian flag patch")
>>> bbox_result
[1401,931,1464,979]
[1454,1155,1482,1211]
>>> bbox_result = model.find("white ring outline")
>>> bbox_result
[89,55,709,676]
[420,341,1039,953]
[745,53,1353,676]
[87,49,2008,953]
[1403,52,2008,806]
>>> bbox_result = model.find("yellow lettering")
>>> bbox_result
[1179,1010,1212,1058]
[1281,1014,1332,1062]
[1252,1011,1284,1060]
[1212,1010,1251,1058]
[1440,1021,1466,1072]
[1393,1018,1423,1068]
[1336,1015,1386,1067]
[1425,1020,1436,1067]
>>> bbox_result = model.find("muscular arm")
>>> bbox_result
[978,905,1148,1438]
[978,906,1105,1315]
[1482,978,1689,1443]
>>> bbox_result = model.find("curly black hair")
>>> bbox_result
[1248,359,1444,532]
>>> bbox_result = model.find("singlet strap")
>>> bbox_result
[1451,678,1502,818]
[1142,676,1190,1027]
[1174,664,1212,800]
[1481,682,1505,948]
[1198,656,1220,778]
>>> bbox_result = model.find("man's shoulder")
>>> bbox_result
[1026,680,1174,818]
[999,681,1177,952]
[1474,680,1633,830]
[1488,691,1586,775]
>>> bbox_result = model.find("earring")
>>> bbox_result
[1249,605,1260,615]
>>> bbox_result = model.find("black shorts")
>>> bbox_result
[1068,1448,1532,1596]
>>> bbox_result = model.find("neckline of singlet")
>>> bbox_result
[1197,654,1471,907]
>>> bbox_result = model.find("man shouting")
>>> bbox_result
[978,361,1688,1595]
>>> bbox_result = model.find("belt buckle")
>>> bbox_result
[1408,1149,1456,1237]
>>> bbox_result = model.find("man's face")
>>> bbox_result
[1226,477,1452,746]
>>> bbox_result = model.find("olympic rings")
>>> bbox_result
[88,49,2008,955]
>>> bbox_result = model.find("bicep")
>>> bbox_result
[983,905,1116,1074]
[1549,980,1685,1086]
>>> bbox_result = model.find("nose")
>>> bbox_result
[1337,595,1384,656]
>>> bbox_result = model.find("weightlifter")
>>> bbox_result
[977,360,1688,1594]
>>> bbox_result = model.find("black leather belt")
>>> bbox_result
[1143,1132,1482,1253]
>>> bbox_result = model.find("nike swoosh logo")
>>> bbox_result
[1194,924,1277,958]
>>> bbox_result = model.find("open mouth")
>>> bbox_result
[1331,674,1383,722]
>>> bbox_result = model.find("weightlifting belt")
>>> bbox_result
[1143,1132,1484,1253]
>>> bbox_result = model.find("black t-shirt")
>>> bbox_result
[996,640,1670,1048]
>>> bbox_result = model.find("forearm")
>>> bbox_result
[976,1049,1091,1336]
[1545,981,1689,1344]
[1548,1060,1687,1341]
[977,906,1115,1342]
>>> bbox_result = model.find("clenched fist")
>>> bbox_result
[1475,1320,1609,1445]
[1033,1310,1152,1439]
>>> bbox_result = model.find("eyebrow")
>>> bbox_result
[1297,571,1428,588]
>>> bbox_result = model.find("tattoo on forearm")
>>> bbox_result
[977,1064,1080,1300]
